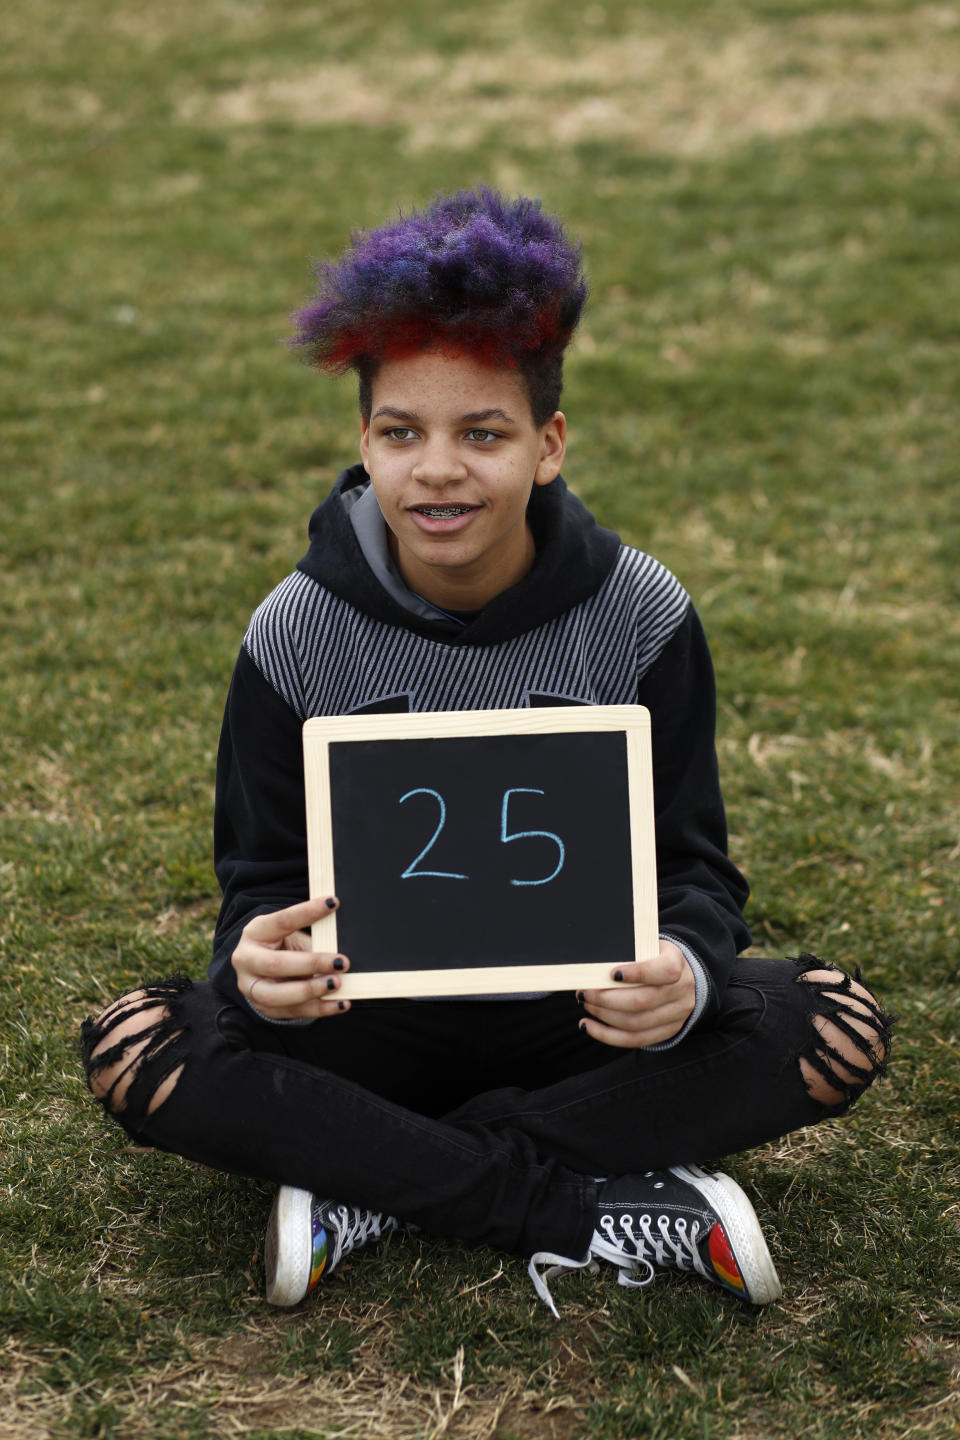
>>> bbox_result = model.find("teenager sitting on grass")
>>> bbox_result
[82,187,893,1316]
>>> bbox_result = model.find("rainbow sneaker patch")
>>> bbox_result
[307,1222,330,1294]
[707,1223,747,1295]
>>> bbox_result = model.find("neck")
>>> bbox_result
[389,525,536,612]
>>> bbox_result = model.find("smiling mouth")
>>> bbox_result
[413,505,477,519]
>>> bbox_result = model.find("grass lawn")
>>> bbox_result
[2,1,958,1436]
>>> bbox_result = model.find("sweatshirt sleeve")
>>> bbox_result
[637,605,751,1024]
[209,646,310,1005]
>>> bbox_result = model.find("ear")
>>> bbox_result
[533,411,567,487]
[359,414,371,474]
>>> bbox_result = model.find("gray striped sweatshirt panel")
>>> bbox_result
[243,546,689,719]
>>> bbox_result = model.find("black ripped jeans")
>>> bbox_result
[81,957,892,1261]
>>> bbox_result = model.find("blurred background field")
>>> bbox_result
[1,2,958,1436]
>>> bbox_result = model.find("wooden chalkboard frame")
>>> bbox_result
[303,705,657,998]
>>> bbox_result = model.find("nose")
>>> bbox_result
[410,435,468,488]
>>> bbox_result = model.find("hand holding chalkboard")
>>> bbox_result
[232,896,350,1022]
[303,706,658,999]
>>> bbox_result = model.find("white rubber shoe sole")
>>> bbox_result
[673,1164,782,1304]
[264,1185,315,1307]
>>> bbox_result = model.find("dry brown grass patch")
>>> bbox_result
[0,1306,597,1440]
[175,5,960,156]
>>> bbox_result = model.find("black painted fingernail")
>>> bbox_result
[326,976,337,991]
[337,1000,347,1011]
[579,1020,588,1034]
[613,970,624,982]
[325,897,337,909]
[576,991,585,1006]
[333,956,345,971]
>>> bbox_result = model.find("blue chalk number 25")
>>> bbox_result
[399,786,565,887]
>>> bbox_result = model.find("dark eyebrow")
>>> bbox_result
[370,406,421,423]
[461,409,516,424]
[369,406,517,425]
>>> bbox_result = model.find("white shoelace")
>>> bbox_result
[529,1209,708,1318]
[325,1204,396,1264]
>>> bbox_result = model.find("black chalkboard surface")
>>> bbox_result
[303,706,657,997]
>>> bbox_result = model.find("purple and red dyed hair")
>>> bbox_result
[291,187,587,424]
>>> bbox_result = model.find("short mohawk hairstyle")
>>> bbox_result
[291,187,587,424]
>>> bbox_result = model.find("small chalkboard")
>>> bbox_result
[302,706,657,998]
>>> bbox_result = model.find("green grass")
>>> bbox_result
[2,1,959,1436]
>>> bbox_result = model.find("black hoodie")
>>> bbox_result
[210,467,751,1022]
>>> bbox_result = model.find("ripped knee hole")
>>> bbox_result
[793,958,894,1108]
[81,976,193,1122]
